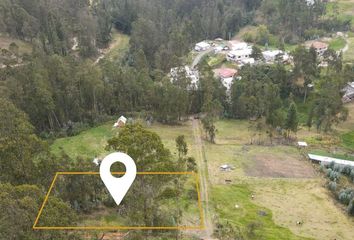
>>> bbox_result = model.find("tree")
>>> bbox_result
[106,124,183,233]
[0,183,78,240]
[176,135,188,159]
[106,124,173,171]
[0,98,43,184]
[251,45,264,61]
[312,74,347,132]
[202,117,217,143]
[284,102,299,137]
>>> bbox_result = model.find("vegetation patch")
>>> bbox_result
[212,184,308,240]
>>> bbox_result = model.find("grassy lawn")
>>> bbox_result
[329,37,346,51]
[50,122,117,160]
[102,30,130,62]
[212,184,310,240]
[344,37,354,62]
[51,120,197,160]
[341,130,354,150]
[0,35,32,54]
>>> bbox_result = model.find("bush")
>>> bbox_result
[338,189,354,205]
[333,164,343,173]
[342,165,352,176]
[350,169,354,182]
[348,199,354,216]
[328,181,337,192]
[329,171,340,182]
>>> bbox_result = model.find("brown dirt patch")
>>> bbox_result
[246,153,316,178]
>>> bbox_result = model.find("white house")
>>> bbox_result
[262,50,289,63]
[342,82,354,103]
[227,48,253,62]
[195,41,210,51]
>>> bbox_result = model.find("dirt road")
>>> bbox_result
[192,119,214,238]
[191,48,213,69]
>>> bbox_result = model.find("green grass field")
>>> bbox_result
[212,185,309,240]
[329,37,346,51]
[103,30,130,62]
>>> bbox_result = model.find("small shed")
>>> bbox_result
[297,141,308,147]
[113,116,127,128]
[220,164,233,171]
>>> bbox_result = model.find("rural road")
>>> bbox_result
[191,48,213,69]
[342,38,349,53]
[192,119,214,238]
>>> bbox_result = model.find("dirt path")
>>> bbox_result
[191,48,213,69]
[192,119,214,238]
[94,32,127,65]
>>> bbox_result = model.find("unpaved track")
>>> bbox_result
[192,119,213,238]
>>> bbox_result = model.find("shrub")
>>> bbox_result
[328,181,337,192]
[338,189,354,205]
[342,165,352,176]
[350,169,354,182]
[348,199,354,216]
[329,171,340,182]
[333,164,343,173]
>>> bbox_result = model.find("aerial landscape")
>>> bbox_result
[1,0,354,239]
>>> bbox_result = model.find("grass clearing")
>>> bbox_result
[250,178,354,240]
[212,184,308,240]
[329,37,346,51]
[0,35,32,54]
[50,122,117,159]
[344,37,354,62]
[103,30,130,62]
[50,120,196,160]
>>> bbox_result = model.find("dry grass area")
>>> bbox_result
[251,179,354,240]
[205,118,354,239]
[246,153,316,178]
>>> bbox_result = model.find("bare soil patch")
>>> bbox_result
[246,153,316,178]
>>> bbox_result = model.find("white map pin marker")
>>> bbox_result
[100,152,136,206]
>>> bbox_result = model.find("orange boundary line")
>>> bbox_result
[33,172,205,230]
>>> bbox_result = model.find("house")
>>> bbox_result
[214,68,238,91]
[262,50,289,63]
[310,41,328,55]
[195,41,210,51]
[170,66,199,90]
[240,57,255,66]
[227,48,253,62]
[113,116,127,128]
[342,82,354,103]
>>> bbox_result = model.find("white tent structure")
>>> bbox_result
[308,154,354,167]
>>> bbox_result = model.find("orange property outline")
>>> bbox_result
[33,172,205,230]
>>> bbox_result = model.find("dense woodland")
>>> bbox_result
[1,0,354,239]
